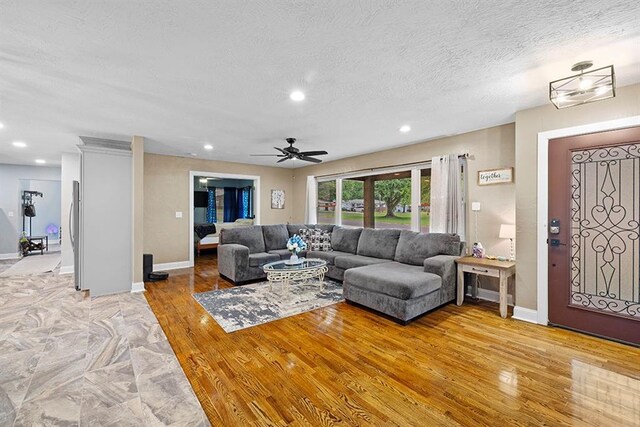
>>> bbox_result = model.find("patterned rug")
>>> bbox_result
[193,279,343,332]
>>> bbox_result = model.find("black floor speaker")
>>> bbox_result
[143,254,153,282]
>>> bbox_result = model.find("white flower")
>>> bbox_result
[293,243,298,248]
[287,244,293,250]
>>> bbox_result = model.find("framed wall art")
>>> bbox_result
[271,189,285,209]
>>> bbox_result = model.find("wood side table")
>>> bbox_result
[455,256,516,318]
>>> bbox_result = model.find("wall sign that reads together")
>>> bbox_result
[478,167,513,186]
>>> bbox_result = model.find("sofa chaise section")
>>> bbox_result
[343,230,461,323]
[344,262,442,322]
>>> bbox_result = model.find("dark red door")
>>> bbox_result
[548,126,640,345]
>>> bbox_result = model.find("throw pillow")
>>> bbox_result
[299,228,332,252]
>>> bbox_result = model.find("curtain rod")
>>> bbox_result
[314,153,469,180]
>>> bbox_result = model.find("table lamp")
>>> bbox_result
[499,224,516,261]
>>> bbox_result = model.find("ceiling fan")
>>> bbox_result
[250,138,328,163]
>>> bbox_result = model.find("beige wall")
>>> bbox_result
[292,124,517,278]
[515,83,640,311]
[132,136,144,284]
[144,153,293,264]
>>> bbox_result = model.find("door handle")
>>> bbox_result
[69,201,74,246]
[548,239,566,247]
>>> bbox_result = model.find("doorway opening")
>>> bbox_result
[19,178,62,255]
[188,171,260,267]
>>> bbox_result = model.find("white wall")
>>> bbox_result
[60,153,80,273]
[0,164,61,257]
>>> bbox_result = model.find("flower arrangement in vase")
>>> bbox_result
[286,234,307,264]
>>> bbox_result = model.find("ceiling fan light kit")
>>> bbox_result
[250,138,328,164]
[549,61,615,109]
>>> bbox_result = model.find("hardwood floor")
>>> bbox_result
[144,252,640,426]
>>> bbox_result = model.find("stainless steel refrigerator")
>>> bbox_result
[74,140,132,296]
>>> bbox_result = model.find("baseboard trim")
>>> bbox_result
[152,261,191,271]
[131,282,145,293]
[513,306,539,324]
[59,265,74,275]
[0,252,20,260]
[472,288,514,306]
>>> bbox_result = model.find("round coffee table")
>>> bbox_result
[262,258,328,292]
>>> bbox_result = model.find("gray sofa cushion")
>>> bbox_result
[307,250,353,265]
[331,227,362,254]
[287,224,308,237]
[357,228,401,260]
[394,231,461,265]
[248,252,280,267]
[220,225,265,254]
[344,262,441,300]
[334,254,392,270]
[262,224,289,251]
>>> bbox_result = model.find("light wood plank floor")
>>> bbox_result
[144,253,640,426]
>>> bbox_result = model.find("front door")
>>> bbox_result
[548,126,640,345]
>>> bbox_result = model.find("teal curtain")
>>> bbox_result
[206,187,216,223]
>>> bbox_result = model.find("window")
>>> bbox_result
[215,188,224,223]
[311,159,464,235]
[341,179,364,228]
[420,169,431,233]
[317,180,336,224]
[373,173,411,230]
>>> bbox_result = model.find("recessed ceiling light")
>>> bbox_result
[35,159,46,164]
[0,122,4,129]
[199,178,208,183]
[290,91,305,101]
[189,153,197,156]
[399,125,411,133]
[204,144,213,150]
[12,141,27,148]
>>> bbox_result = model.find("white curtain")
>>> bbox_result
[430,154,465,240]
[304,176,318,224]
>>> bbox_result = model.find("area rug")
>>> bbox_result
[0,253,61,277]
[193,279,343,332]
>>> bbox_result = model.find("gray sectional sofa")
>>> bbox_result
[218,224,462,323]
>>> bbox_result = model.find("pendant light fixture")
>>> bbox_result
[549,61,615,109]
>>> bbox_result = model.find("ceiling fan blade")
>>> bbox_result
[299,156,322,163]
[277,157,290,163]
[298,150,328,156]
[250,154,282,157]
[274,147,287,154]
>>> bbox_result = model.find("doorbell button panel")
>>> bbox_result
[549,219,560,234]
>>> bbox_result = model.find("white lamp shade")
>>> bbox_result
[499,224,515,239]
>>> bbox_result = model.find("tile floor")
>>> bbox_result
[0,269,209,426]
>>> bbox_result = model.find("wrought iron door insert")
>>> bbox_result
[570,143,640,320]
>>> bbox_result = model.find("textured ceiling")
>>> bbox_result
[1,1,639,167]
